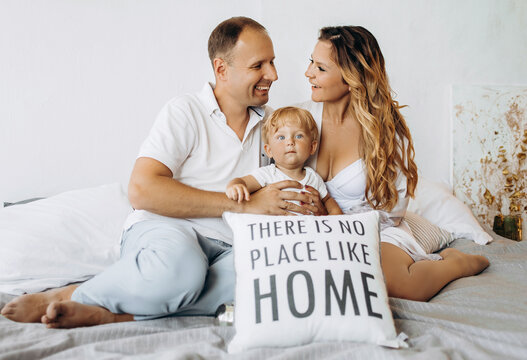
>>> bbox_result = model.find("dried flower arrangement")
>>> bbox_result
[453,86,526,241]
[452,85,527,240]
[482,128,527,214]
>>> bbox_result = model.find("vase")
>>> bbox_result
[493,214,522,241]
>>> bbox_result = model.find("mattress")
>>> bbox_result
[1,234,526,359]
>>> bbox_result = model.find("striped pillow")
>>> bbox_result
[405,211,453,254]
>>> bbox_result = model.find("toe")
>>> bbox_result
[45,302,60,321]
[42,314,61,328]
[46,322,60,329]
[1,304,14,316]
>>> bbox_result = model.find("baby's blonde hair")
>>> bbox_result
[262,107,318,144]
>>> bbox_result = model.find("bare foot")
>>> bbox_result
[42,301,132,328]
[439,248,490,277]
[1,285,78,323]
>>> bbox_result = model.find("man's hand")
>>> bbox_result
[241,180,318,215]
[226,183,251,203]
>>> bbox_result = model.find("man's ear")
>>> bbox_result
[263,144,273,158]
[213,58,228,81]
[310,140,318,155]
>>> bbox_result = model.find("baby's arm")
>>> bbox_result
[323,195,343,215]
[226,175,262,203]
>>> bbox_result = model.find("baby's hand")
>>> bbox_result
[226,184,251,203]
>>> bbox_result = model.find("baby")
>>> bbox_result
[226,106,342,215]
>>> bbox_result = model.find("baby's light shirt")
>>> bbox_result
[250,163,328,200]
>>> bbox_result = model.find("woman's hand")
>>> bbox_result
[303,185,329,216]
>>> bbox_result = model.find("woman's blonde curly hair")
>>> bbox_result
[319,26,418,211]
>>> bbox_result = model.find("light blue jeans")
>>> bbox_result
[71,219,234,320]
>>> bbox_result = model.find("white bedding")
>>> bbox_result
[1,181,524,358]
[0,183,131,295]
[0,178,490,296]
[1,235,526,359]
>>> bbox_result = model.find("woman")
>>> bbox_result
[301,26,489,301]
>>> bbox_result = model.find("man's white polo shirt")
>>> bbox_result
[123,83,270,243]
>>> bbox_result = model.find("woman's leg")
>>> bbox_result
[381,243,489,301]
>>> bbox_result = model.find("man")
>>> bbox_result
[1,17,320,328]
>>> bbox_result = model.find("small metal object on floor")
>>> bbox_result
[215,303,234,326]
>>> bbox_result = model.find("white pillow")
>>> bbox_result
[405,211,453,253]
[0,183,132,295]
[408,177,492,245]
[223,211,407,353]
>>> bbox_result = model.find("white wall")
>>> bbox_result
[1,0,526,202]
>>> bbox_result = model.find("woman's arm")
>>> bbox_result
[323,195,343,215]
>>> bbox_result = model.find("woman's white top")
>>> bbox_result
[297,100,440,261]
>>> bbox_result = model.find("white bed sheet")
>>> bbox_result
[1,234,526,360]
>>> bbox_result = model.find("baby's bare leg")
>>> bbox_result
[1,285,78,323]
[381,243,489,301]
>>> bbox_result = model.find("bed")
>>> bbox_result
[1,182,526,359]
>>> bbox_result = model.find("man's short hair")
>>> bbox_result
[262,107,319,144]
[208,16,267,66]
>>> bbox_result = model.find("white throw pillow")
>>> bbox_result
[223,211,407,353]
[405,211,453,253]
[0,183,132,295]
[408,178,492,245]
